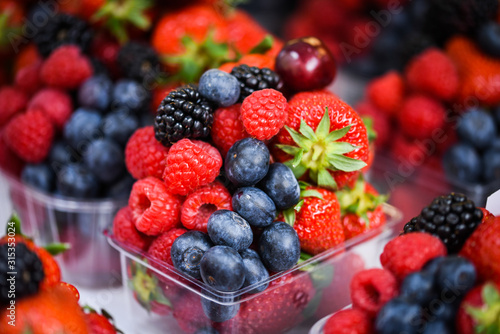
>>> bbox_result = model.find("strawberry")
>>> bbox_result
[355,100,390,148]
[366,70,405,116]
[283,185,344,255]
[390,131,431,165]
[83,307,120,334]
[337,178,387,240]
[274,91,369,190]
[456,282,500,334]
[14,44,41,74]
[224,10,269,55]
[460,215,500,282]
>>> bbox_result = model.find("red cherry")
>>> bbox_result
[275,37,337,92]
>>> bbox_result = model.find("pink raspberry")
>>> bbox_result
[0,86,28,126]
[148,228,187,265]
[211,104,249,157]
[28,88,73,129]
[15,61,43,96]
[112,206,153,251]
[324,309,373,334]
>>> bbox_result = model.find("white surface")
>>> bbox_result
[486,189,500,215]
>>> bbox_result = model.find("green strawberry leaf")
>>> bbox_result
[43,243,71,256]
[299,120,318,141]
[317,168,337,189]
[300,190,323,200]
[286,125,313,150]
[362,116,377,143]
[326,142,359,155]
[327,154,367,172]
[283,208,296,226]
[483,284,500,307]
[249,35,274,55]
[294,199,305,212]
[316,108,331,139]
[324,125,351,143]
[275,144,302,156]
[284,160,307,179]
[291,149,304,168]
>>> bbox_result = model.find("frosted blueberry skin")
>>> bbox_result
[257,163,300,210]
[207,210,253,252]
[375,298,423,334]
[78,75,112,112]
[198,69,241,107]
[170,231,214,279]
[21,163,55,193]
[201,297,240,322]
[258,221,300,272]
[200,245,245,292]
[232,187,276,228]
[83,139,125,184]
[225,138,270,187]
[63,108,102,151]
[240,248,269,294]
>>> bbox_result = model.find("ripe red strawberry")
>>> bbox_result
[148,227,187,265]
[0,86,28,126]
[112,206,153,251]
[355,100,390,148]
[125,126,170,180]
[14,44,41,74]
[285,186,344,255]
[225,10,270,55]
[14,61,42,96]
[460,215,500,282]
[28,88,73,129]
[390,131,431,165]
[338,179,387,240]
[350,268,399,318]
[456,282,500,334]
[211,103,249,157]
[323,308,373,334]
[405,48,459,101]
[4,109,54,163]
[40,45,93,90]
[366,71,405,116]
[163,139,222,196]
[274,91,369,190]
[380,232,447,281]
[84,308,119,334]
[129,177,182,236]
[397,94,447,140]
[180,181,232,232]
[241,89,288,141]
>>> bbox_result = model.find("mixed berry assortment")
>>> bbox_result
[321,194,499,334]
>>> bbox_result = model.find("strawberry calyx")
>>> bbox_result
[130,261,172,313]
[283,182,323,227]
[336,177,387,228]
[277,107,367,190]
[92,0,153,44]
[0,9,21,49]
[361,116,377,144]
[466,283,500,334]
[211,0,249,17]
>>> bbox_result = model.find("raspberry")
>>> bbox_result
[4,109,54,163]
[181,181,232,232]
[366,71,405,116]
[0,129,24,176]
[390,131,430,165]
[355,100,390,148]
[125,126,170,180]
[40,45,93,90]
[28,88,73,129]
[163,139,222,196]
[405,48,459,101]
[112,206,153,251]
[211,104,249,157]
[397,95,446,140]
[240,89,288,140]
[148,228,187,265]
[380,232,447,281]
[15,61,42,96]
[350,268,399,318]
[0,86,28,126]
[129,177,182,236]
[323,309,373,334]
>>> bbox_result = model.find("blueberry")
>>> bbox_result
[257,163,300,210]
[105,173,135,199]
[375,298,423,334]
[483,145,500,182]
[457,109,497,150]
[422,321,453,334]
[194,328,219,334]
[435,256,476,297]
[442,144,482,183]
[477,22,500,58]
[422,256,446,277]
[225,138,270,187]
[201,298,239,323]
[207,210,253,252]
[63,108,103,152]
[494,106,500,127]
[83,139,125,184]
[78,75,112,112]
[258,221,300,272]
[240,249,269,294]
[56,164,100,199]
[48,140,81,168]
[425,299,459,323]
[400,272,436,306]
[21,164,55,193]
[200,245,245,292]
[111,79,151,114]
[171,231,213,279]
[232,187,276,228]
[198,69,240,107]
[102,110,139,147]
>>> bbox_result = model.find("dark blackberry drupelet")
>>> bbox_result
[230,65,283,102]
[33,13,93,58]
[154,85,215,146]
[0,243,44,304]
[403,193,483,253]
[117,42,161,82]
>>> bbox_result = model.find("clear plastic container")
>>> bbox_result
[106,204,402,334]
[1,170,125,288]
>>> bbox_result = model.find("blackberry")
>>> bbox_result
[33,13,93,58]
[117,42,161,82]
[403,193,483,253]
[230,65,283,102]
[0,243,44,305]
[154,84,215,145]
